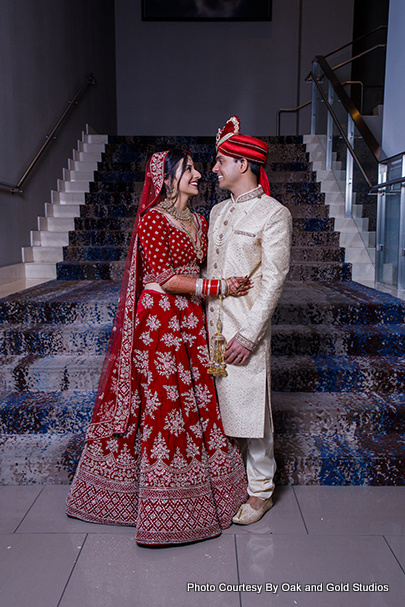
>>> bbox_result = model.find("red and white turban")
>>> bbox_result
[215,116,270,195]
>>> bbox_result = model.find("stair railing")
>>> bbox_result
[0,73,95,193]
[372,153,405,293]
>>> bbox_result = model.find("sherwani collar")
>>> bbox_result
[231,185,264,204]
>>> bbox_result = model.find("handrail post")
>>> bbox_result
[398,153,405,290]
[376,163,387,284]
[326,81,334,171]
[311,60,318,135]
[345,114,354,218]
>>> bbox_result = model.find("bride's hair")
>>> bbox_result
[162,148,190,201]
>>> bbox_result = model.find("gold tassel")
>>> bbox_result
[208,295,228,376]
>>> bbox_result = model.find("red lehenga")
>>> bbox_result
[66,152,247,545]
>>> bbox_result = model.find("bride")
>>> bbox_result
[66,148,251,545]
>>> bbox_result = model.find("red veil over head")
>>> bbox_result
[91,151,168,429]
[216,115,271,195]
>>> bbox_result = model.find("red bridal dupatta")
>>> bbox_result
[86,151,169,440]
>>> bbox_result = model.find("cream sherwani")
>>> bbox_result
[206,186,292,440]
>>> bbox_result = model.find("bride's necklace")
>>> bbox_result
[158,199,194,222]
[158,200,204,261]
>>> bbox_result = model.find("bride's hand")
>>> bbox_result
[226,275,253,296]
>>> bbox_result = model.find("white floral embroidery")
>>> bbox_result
[175,296,188,310]
[171,447,188,469]
[146,315,161,331]
[106,438,119,453]
[142,425,153,441]
[159,296,171,311]
[190,365,200,382]
[190,422,203,438]
[177,363,192,385]
[168,316,180,332]
[150,432,170,460]
[162,333,182,351]
[139,331,153,345]
[155,352,177,378]
[131,391,141,413]
[163,384,179,401]
[164,409,185,436]
[142,385,161,418]
[195,384,212,409]
[133,350,149,376]
[181,312,199,330]
[116,445,136,467]
[182,333,197,348]
[208,423,228,450]
[196,344,210,365]
[186,435,200,459]
[180,389,198,417]
[142,293,154,308]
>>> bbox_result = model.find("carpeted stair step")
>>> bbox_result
[0,323,111,356]
[274,431,405,485]
[283,204,329,219]
[0,281,119,325]
[0,354,103,392]
[0,391,95,434]
[57,260,126,280]
[291,232,340,247]
[0,433,82,484]
[63,246,128,263]
[290,247,345,262]
[57,260,353,282]
[271,354,405,393]
[273,282,405,326]
[272,324,405,356]
[272,392,405,437]
[287,262,352,282]
[68,230,132,247]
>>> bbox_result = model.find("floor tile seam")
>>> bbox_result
[13,486,45,533]
[56,532,89,607]
[230,531,402,539]
[292,485,309,534]
[383,536,405,575]
[233,535,243,607]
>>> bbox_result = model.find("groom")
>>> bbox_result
[206,116,292,524]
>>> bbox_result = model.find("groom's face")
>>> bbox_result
[212,154,242,192]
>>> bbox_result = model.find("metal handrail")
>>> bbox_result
[370,176,405,193]
[314,55,381,159]
[0,73,95,193]
[324,25,387,60]
[341,81,364,115]
[331,44,386,72]
[276,100,311,137]
[310,71,372,188]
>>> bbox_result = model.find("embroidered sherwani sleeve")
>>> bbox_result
[235,205,292,347]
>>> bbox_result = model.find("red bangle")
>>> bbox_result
[201,279,220,296]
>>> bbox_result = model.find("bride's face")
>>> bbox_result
[173,156,201,200]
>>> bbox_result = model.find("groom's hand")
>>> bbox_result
[224,337,251,365]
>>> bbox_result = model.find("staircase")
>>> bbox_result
[0,135,404,485]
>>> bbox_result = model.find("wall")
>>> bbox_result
[115,0,354,137]
[382,0,405,159]
[0,0,117,269]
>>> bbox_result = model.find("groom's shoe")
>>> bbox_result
[232,497,273,525]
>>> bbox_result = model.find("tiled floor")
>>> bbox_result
[0,485,404,606]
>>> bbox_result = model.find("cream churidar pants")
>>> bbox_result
[237,403,276,499]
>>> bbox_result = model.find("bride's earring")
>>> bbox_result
[167,184,176,201]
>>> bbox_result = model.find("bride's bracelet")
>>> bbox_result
[195,279,228,297]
